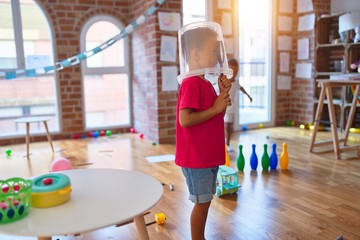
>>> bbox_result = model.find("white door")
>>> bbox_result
[234,0,275,130]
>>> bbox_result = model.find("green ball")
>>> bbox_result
[5,149,12,156]
[152,142,157,146]
[105,130,112,136]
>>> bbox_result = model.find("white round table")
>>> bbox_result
[0,168,163,240]
[15,116,54,157]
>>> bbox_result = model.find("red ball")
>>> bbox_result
[42,178,53,185]
[130,128,136,133]
[2,186,9,193]
[13,185,20,191]
[100,131,105,136]
[88,132,94,137]
[139,133,144,139]
[72,133,80,139]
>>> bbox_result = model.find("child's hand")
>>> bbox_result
[218,74,232,93]
[212,92,231,114]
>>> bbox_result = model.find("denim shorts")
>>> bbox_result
[182,167,219,203]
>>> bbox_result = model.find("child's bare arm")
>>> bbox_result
[179,92,230,127]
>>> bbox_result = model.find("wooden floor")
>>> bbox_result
[0,127,360,240]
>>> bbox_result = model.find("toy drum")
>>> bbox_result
[31,173,71,208]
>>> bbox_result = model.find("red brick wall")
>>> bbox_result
[131,0,181,144]
[1,0,181,145]
[275,0,331,125]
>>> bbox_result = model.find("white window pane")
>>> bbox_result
[20,0,54,69]
[0,0,17,69]
[84,74,130,128]
[0,76,59,136]
[85,21,125,68]
[182,0,206,25]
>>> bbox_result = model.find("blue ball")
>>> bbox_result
[242,125,248,131]
[93,131,99,138]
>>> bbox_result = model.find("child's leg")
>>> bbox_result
[182,167,219,240]
[191,201,211,240]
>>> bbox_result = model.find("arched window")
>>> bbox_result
[81,16,130,129]
[0,0,58,137]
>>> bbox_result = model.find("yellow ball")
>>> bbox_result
[299,124,305,129]
[259,124,264,129]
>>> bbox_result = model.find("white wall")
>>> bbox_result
[331,0,360,13]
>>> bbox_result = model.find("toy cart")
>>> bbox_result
[216,166,240,197]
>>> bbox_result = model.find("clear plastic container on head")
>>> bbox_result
[177,21,233,85]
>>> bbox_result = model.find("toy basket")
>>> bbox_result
[0,177,32,224]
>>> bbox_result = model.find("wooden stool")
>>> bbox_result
[309,79,360,159]
[15,117,54,158]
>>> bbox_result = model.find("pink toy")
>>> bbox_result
[350,59,360,73]
[50,158,73,172]
[130,128,136,133]
[100,131,105,136]
[139,133,144,139]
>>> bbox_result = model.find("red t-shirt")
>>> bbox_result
[175,76,225,168]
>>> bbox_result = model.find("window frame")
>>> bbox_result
[80,15,131,130]
[0,0,60,137]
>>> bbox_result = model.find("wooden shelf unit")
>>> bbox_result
[314,14,360,130]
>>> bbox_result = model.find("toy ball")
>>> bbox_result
[93,131,99,138]
[152,142,157,146]
[88,132,94,137]
[50,158,73,172]
[100,131,105,137]
[258,124,264,129]
[5,149,12,157]
[130,128,136,134]
[155,212,166,225]
[299,124,305,129]
[285,120,291,126]
[241,125,248,131]
[81,135,87,139]
[139,133,144,139]
[72,133,80,139]
[291,121,296,126]
[105,130,112,136]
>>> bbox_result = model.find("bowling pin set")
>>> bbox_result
[236,143,289,171]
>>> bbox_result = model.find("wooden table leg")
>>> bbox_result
[325,85,340,159]
[343,85,360,145]
[25,122,30,158]
[43,121,54,153]
[310,84,326,152]
[38,237,51,240]
[134,214,150,240]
